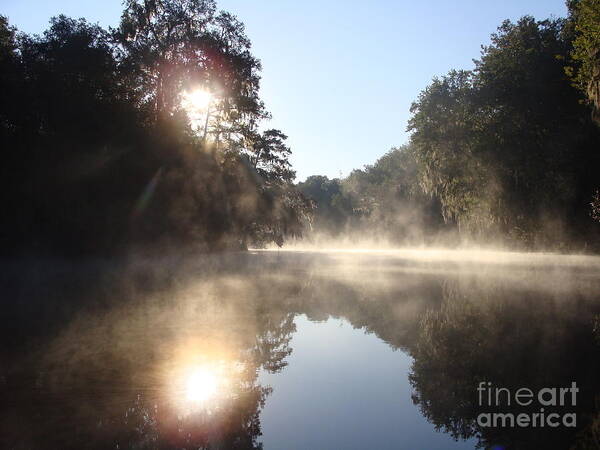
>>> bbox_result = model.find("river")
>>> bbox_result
[1,249,599,449]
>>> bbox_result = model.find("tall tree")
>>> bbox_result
[408,17,600,248]
[0,2,309,256]
[114,0,267,136]
[567,0,600,123]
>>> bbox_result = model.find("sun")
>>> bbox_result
[182,88,212,112]
[185,367,219,403]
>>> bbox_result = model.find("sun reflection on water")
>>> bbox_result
[165,339,242,416]
[170,361,231,414]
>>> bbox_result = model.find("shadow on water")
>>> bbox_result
[1,250,599,449]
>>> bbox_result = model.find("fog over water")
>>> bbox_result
[1,248,599,449]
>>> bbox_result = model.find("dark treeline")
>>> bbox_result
[3,0,600,255]
[300,2,600,251]
[0,0,311,257]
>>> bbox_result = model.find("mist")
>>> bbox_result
[2,248,599,448]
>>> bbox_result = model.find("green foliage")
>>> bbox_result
[300,15,600,250]
[298,145,447,244]
[297,175,352,234]
[567,0,600,122]
[408,70,493,230]
[408,17,600,249]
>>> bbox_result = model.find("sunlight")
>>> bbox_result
[182,88,212,112]
[164,338,240,415]
[253,246,600,268]
[185,366,219,403]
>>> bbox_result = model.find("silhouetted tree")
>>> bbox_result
[0,0,309,257]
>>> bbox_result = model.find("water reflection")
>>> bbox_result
[258,315,475,450]
[1,251,599,449]
[408,274,600,449]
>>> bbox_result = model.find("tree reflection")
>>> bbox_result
[0,260,297,449]
[1,252,599,449]
[253,252,600,449]
[408,275,600,449]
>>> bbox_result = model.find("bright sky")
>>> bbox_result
[2,0,568,181]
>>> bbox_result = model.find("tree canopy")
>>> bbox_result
[568,0,600,122]
[300,14,600,251]
[408,16,600,248]
[0,1,311,256]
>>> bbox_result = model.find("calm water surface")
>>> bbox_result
[259,315,474,449]
[1,249,599,449]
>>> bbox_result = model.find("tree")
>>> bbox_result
[568,0,600,225]
[407,70,491,232]
[297,145,446,244]
[114,0,267,135]
[297,175,352,234]
[408,17,600,248]
[113,0,309,249]
[0,2,307,256]
[567,0,600,123]
[244,129,295,184]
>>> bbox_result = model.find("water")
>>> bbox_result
[258,315,474,449]
[1,250,599,449]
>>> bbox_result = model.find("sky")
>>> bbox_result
[2,0,568,181]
